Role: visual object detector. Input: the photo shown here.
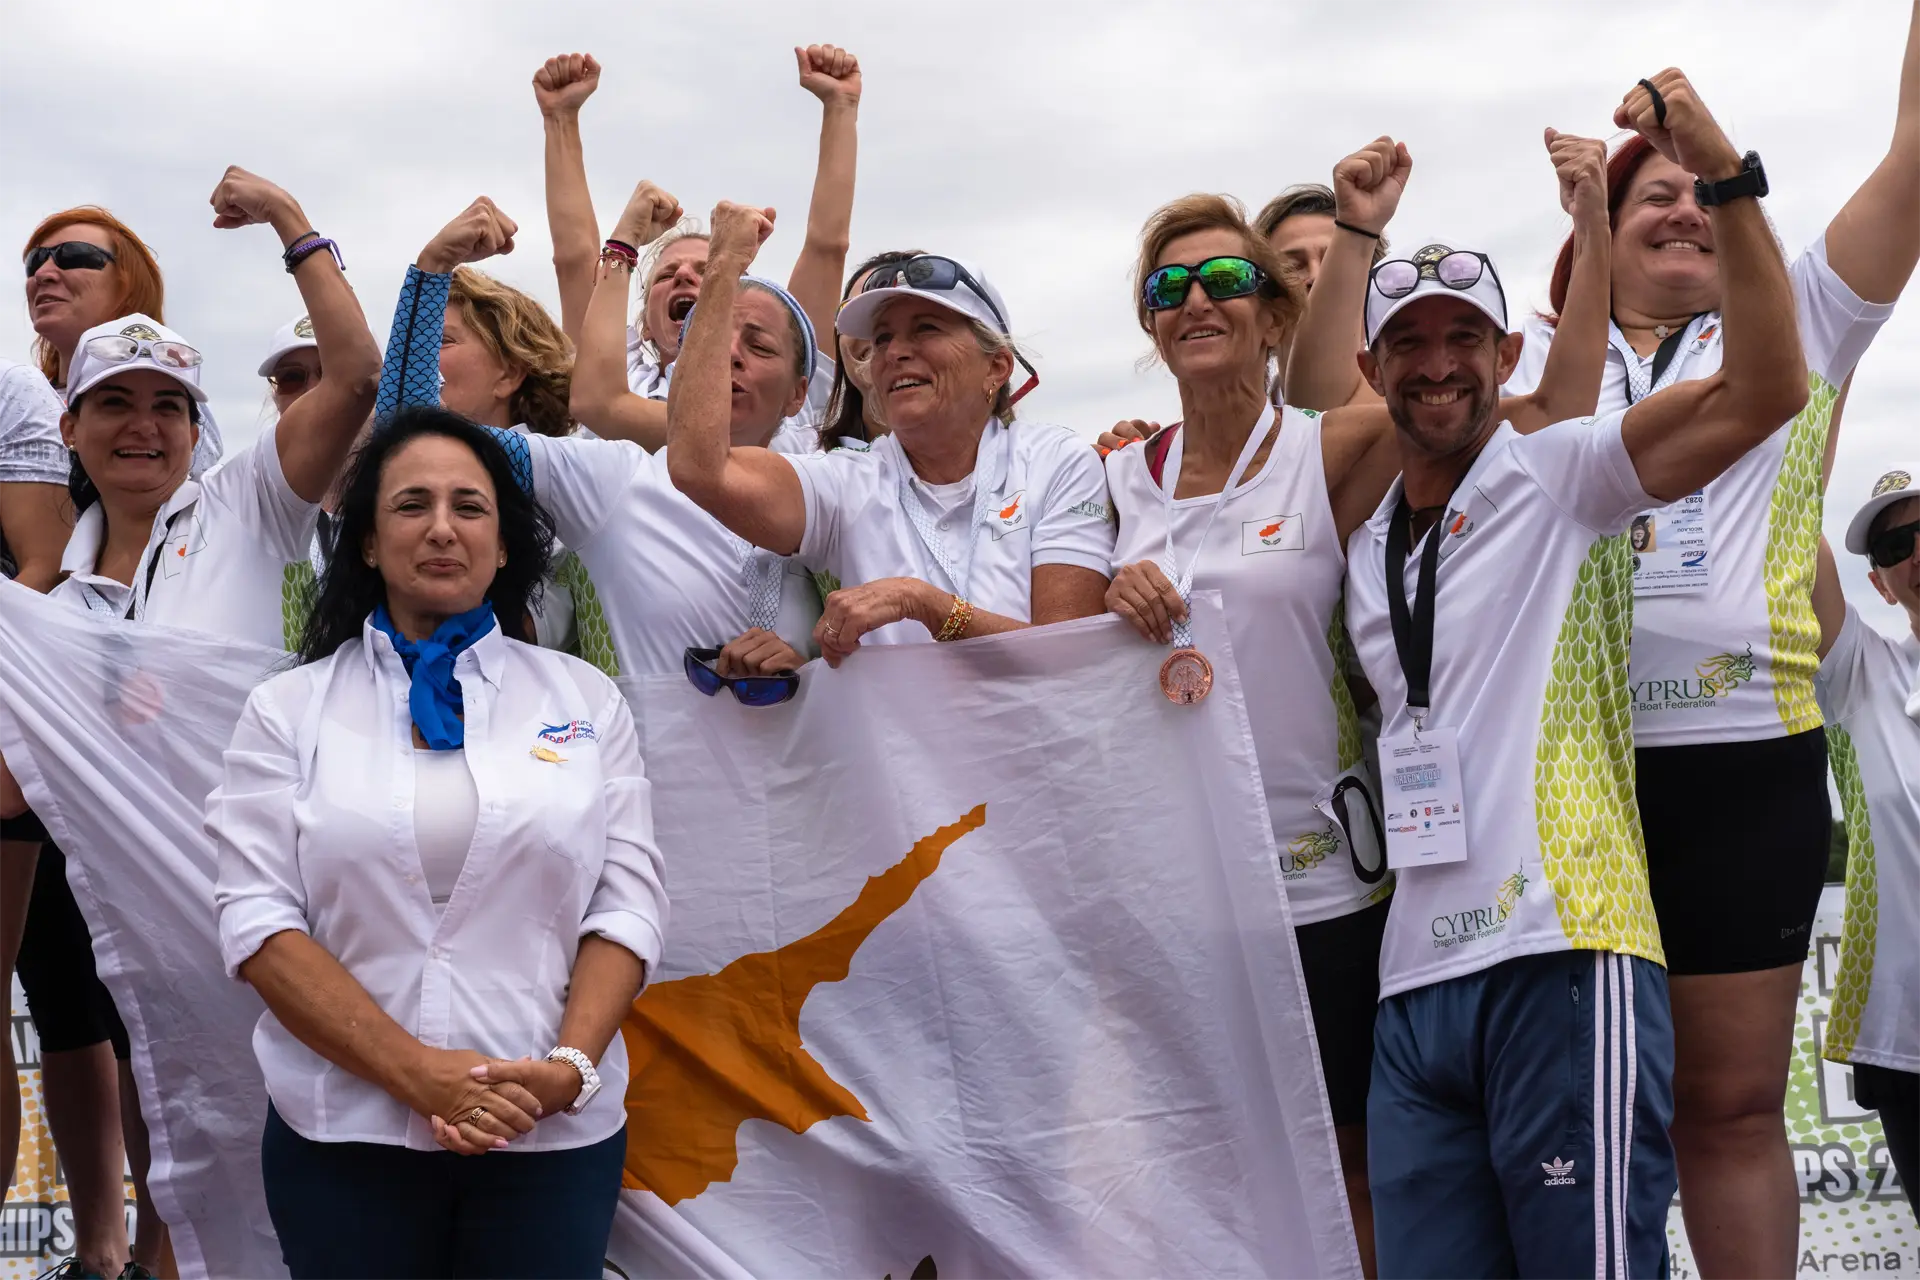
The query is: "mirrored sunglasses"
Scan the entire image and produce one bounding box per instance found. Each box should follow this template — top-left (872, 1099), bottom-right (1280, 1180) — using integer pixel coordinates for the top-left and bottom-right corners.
top-left (683, 647), bottom-right (799, 708)
top-left (1142, 257), bottom-right (1271, 312)
top-left (1371, 250), bottom-right (1492, 301)
top-left (81, 334), bottom-right (202, 371)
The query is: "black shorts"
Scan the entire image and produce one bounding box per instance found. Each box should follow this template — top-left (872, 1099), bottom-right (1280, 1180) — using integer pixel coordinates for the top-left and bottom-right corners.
top-left (1295, 896), bottom-right (1390, 1128)
top-left (0, 810), bottom-right (50, 842)
top-left (16, 842), bottom-right (129, 1059)
top-left (1636, 727), bottom-right (1830, 976)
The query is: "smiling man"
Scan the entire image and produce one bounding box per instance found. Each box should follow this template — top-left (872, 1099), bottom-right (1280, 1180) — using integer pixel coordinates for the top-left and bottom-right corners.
top-left (1341, 73), bottom-right (1815, 1279)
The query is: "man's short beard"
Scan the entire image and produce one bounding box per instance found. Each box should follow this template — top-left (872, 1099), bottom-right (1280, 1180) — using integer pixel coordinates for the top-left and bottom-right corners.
top-left (1386, 381), bottom-right (1500, 459)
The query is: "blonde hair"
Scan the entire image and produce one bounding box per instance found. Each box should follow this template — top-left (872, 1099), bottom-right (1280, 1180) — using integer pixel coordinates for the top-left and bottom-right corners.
top-left (449, 267), bottom-right (574, 437)
top-left (634, 219), bottom-right (709, 354)
top-left (1133, 193), bottom-right (1304, 356)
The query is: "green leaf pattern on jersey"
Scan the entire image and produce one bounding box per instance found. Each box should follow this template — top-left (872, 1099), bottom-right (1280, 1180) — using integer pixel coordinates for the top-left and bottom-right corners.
top-left (1327, 596), bottom-right (1363, 772)
top-left (554, 552), bottom-right (619, 677)
top-left (1821, 725), bottom-right (1877, 1063)
top-left (1534, 535), bottom-right (1663, 963)
top-left (281, 561), bottom-right (317, 653)
top-left (1763, 373), bottom-right (1836, 736)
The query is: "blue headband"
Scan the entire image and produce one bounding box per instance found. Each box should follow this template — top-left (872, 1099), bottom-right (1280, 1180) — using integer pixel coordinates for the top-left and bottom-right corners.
top-left (678, 275), bottom-right (818, 381)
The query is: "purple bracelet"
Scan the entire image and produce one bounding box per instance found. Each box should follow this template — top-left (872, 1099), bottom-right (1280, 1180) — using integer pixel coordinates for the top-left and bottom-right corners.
top-left (284, 235), bottom-right (344, 274)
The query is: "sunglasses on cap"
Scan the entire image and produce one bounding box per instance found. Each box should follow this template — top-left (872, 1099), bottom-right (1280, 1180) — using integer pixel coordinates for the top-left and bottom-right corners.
top-left (1868, 518), bottom-right (1920, 569)
top-left (25, 241), bottom-right (116, 277)
top-left (1142, 256), bottom-right (1276, 313)
top-left (1370, 250), bottom-right (1497, 301)
top-left (683, 647), bottom-right (799, 708)
top-left (860, 255), bottom-right (1040, 406)
top-left (81, 333), bottom-right (202, 371)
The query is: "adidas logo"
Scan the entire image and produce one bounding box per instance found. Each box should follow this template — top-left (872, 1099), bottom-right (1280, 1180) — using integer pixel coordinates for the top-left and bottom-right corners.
top-left (1541, 1157), bottom-right (1576, 1187)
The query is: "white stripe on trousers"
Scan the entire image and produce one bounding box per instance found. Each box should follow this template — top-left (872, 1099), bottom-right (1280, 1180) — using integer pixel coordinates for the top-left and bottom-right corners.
top-left (1593, 953), bottom-right (1607, 1279)
top-left (1590, 953), bottom-right (1641, 1280)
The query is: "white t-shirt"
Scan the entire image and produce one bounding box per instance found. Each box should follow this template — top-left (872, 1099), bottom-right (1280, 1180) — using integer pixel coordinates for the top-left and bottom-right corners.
top-left (1346, 414), bottom-right (1665, 999)
top-left (789, 419), bottom-right (1116, 645)
top-left (0, 358), bottom-right (68, 578)
top-left (1504, 238), bottom-right (1896, 747)
top-left (1107, 406), bottom-right (1388, 926)
top-left (626, 331), bottom-right (833, 456)
top-left (1814, 607), bottom-right (1920, 1073)
top-left (520, 432), bottom-right (820, 678)
top-left (50, 423), bottom-right (319, 649)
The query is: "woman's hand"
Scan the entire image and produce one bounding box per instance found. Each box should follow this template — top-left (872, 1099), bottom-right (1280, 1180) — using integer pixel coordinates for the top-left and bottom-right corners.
top-left (1547, 128), bottom-right (1608, 229)
top-left (1614, 68), bottom-right (1743, 183)
top-left (417, 198), bottom-right (518, 274)
top-left (1106, 560), bottom-right (1185, 645)
top-left (796, 43), bottom-right (861, 110)
top-left (208, 165), bottom-right (307, 244)
top-left (406, 1047), bottom-right (539, 1155)
top-left (716, 628), bottom-right (804, 677)
top-left (534, 52), bottom-right (600, 119)
top-left (468, 1057), bottom-right (585, 1122)
top-left (1096, 419), bottom-right (1156, 454)
top-left (708, 201), bottom-right (777, 274)
top-left (613, 180), bottom-right (684, 249)
top-left (1332, 136), bottom-right (1412, 238)
top-left (815, 577), bottom-right (944, 667)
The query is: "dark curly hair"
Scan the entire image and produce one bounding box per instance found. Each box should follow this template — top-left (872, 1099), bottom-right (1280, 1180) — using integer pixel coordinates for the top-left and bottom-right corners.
top-left (296, 407), bottom-right (555, 665)
top-left (820, 248), bottom-right (925, 451)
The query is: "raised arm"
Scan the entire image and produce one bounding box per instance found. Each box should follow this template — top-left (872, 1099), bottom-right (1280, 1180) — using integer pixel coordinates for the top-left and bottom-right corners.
top-left (785, 44), bottom-right (862, 353)
top-left (373, 198), bottom-right (518, 421)
top-left (664, 202), bottom-right (808, 555)
top-left (566, 181), bottom-right (681, 447)
top-left (1283, 137), bottom-right (1409, 410)
top-left (1615, 71), bottom-right (1809, 499)
top-left (1825, 0), bottom-right (1920, 303)
top-left (1506, 131), bottom-right (1611, 433)
top-left (534, 53), bottom-right (604, 343)
top-left (211, 167), bottom-right (381, 503)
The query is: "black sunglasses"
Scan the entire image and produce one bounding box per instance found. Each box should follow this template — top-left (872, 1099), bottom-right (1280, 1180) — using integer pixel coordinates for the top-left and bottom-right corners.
top-left (1327, 775), bottom-right (1387, 885)
top-left (860, 255), bottom-right (1040, 406)
top-left (26, 241), bottom-right (115, 277)
top-left (1868, 518), bottom-right (1920, 570)
top-left (268, 365), bottom-right (317, 393)
top-left (1371, 250), bottom-right (1500, 301)
top-left (683, 647), bottom-right (799, 708)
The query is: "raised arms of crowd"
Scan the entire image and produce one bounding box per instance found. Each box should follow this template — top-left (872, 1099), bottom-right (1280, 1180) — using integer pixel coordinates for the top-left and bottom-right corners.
top-left (1823, 0), bottom-right (1920, 305)
top-left (373, 199), bottom-right (520, 419)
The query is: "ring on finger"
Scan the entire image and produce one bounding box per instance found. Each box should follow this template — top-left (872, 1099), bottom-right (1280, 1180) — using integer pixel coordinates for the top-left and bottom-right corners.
top-left (467, 1107), bottom-right (487, 1125)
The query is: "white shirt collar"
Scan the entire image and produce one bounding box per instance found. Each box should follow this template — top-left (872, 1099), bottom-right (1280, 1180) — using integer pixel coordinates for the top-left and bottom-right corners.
top-left (359, 612), bottom-right (509, 693)
top-left (59, 481), bottom-right (203, 578)
top-left (1364, 422), bottom-right (1516, 540)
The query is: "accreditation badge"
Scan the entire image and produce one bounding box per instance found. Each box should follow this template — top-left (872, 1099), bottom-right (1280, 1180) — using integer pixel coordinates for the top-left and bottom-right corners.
top-left (1378, 726), bottom-right (1468, 869)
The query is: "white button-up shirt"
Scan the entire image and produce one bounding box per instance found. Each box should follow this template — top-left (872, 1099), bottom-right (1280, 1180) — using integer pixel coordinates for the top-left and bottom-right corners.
top-left (208, 620), bottom-right (668, 1151)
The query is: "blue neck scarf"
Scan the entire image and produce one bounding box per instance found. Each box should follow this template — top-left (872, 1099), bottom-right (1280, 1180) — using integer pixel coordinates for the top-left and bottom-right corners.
top-left (371, 602), bottom-right (497, 750)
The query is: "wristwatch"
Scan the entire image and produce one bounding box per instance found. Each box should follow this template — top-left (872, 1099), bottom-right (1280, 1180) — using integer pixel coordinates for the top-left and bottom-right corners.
top-left (545, 1045), bottom-right (602, 1115)
top-left (1694, 151), bottom-right (1769, 207)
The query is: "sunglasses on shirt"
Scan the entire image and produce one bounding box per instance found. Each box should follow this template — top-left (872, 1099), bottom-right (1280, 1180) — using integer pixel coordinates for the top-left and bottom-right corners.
top-left (26, 241), bottom-right (116, 277)
top-left (683, 647), bottom-right (799, 708)
top-left (1868, 518), bottom-right (1920, 569)
top-left (1370, 250), bottom-right (1496, 300)
top-left (1142, 256), bottom-right (1276, 312)
top-left (860, 255), bottom-right (1040, 406)
top-left (80, 333), bottom-right (202, 371)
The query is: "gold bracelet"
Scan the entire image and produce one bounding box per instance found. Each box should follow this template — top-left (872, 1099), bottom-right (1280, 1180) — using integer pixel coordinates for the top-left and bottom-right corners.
top-left (935, 595), bottom-right (973, 642)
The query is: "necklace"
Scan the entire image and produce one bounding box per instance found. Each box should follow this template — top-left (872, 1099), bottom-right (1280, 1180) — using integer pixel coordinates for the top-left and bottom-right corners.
top-left (1652, 323), bottom-right (1672, 339)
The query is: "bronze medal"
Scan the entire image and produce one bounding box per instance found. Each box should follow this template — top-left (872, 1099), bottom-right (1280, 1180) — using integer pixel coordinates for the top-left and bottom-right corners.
top-left (1158, 647), bottom-right (1214, 705)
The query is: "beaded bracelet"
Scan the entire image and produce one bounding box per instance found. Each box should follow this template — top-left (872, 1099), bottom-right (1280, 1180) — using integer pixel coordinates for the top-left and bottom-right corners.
top-left (599, 246), bottom-right (636, 272)
top-left (285, 235), bottom-right (344, 274)
top-left (935, 596), bottom-right (974, 643)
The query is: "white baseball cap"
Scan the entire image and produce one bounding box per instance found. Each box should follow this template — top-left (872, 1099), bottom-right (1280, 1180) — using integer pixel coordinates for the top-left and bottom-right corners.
top-left (257, 314), bottom-right (317, 376)
top-left (66, 314), bottom-right (207, 405)
top-left (835, 255), bottom-right (1012, 341)
top-left (1364, 242), bottom-right (1509, 347)
top-left (1844, 462), bottom-right (1920, 555)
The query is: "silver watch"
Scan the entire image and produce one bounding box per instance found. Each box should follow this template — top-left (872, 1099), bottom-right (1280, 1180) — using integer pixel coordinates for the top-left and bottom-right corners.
top-left (545, 1045), bottom-right (601, 1115)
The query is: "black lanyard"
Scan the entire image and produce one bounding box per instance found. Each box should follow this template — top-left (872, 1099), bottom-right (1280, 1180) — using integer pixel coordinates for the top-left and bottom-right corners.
top-left (119, 507), bottom-right (189, 621)
top-left (1619, 316), bottom-right (1703, 404)
top-left (1384, 498), bottom-right (1444, 728)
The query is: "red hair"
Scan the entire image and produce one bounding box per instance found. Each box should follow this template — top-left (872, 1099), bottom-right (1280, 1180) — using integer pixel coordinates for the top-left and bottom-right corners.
top-left (1544, 134), bottom-right (1659, 324)
top-left (22, 206), bottom-right (166, 383)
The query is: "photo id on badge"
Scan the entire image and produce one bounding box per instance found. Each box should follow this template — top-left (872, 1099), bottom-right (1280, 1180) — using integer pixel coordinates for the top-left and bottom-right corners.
top-left (1379, 726), bottom-right (1468, 869)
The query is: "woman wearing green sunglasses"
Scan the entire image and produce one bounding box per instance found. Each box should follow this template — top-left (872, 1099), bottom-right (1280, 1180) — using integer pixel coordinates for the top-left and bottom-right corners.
top-left (1102, 129), bottom-right (1612, 1278)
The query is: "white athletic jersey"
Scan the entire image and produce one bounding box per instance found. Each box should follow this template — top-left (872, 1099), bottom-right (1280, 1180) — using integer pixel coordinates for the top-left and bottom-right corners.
top-left (1346, 414), bottom-right (1665, 999)
top-left (1106, 405), bottom-right (1389, 925)
top-left (1815, 607), bottom-right (1920, 1073)
top-left (50, 423), bottom-right (318, 649)
top-left (625, 330), bottom-right (832, 455)
top-left (789, 419), bottom-right (1116, 646)
top-left (0, 358), bottom-right (67, 578)
top-left (520, 432), bottom-right (820, 678)
top-left (1505, 238), bottom-right (1896, 747)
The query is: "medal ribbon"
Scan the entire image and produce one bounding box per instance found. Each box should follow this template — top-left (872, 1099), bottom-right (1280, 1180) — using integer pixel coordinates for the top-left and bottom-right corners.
top-left (1384, 496), bottom-right (1445, 731)
top-left (1160, 406), bottom-right (1276, 650)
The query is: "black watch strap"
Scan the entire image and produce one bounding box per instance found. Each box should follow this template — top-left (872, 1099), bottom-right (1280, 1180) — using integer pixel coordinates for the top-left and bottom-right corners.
top-left (1694, 151), bottom-right (1768, 207)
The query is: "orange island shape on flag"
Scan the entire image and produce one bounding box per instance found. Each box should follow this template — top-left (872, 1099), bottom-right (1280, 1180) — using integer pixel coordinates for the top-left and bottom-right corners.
top-left (618, 803), bottom-right (988, 1205)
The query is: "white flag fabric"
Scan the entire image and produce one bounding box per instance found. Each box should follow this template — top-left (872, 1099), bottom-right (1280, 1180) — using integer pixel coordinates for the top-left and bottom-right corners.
top-left (0, 580), bottom-right (285, 1279)
top-left (608, 595), bottom-right (1358, 1279)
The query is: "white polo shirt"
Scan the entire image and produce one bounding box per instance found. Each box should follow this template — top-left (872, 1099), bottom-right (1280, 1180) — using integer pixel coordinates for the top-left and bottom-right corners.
top-left (1107, 406), bottom-right (1388, 926)
top-left (210, 621), bottom-right (667, 1151)
top-left (51, 423), bottom-right (319, 649)
top-left (1814, 606), bottom-right (1920, 1073)
top-left (519, 432), bottom-right (820, 678)
top-left (626, 332), bottom-right (833, 456)
top-left (789, 419), bottom-right (1116, 645)
top-left (1346, 413), bottom-right (1665, 999)
top-left (1505, 238), bottom-right (1896, 747)
top-left (0, 358), bottom-right (68, 578)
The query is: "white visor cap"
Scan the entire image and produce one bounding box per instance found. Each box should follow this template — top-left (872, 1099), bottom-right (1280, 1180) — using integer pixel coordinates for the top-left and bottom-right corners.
top-left (66, 314), bottom-right (207, 405)
top-left (835, 256), bottom-right (1011, 342)
top-left (1844, 462), bottom-right (1920, 555)
top-left (258, 314), bottom-right (317, 376)
top-left (1365, 242), bottom-right (1509, 348)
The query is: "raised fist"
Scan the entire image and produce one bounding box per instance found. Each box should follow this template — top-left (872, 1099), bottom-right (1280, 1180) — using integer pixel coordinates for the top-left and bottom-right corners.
top-left (534, 53), bottom-right (600, 118)
top-left (708, 201), bottom-right (776, 268)
top-left (796, 43), bottom-right (861, 108)
top-left (209, 165), bottom-right (297, 231)
top-left (1613, 69), bottom-right (1743, 184)
top-left (614, 180), bottom-right (684, 247)
top-left (418, 198), bottom-right (518, 274)
top-left (1545, 128), bottom-right (1608, 226)
top-left (1331, 137), bottom-right (1412, 238)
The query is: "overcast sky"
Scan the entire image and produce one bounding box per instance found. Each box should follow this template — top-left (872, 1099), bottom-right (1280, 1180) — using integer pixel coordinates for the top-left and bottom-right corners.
top-left (3, 0), bottom-right (1913, 635)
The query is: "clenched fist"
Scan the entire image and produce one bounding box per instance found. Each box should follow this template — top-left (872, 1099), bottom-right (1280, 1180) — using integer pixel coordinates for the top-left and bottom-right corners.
top-left (534, 52), bottom-right (601, 118)
top-left (796, 43), bottom-right (861, 109)
top-left (1614, 69), bottom-right (1743, 184)
top-left (1332, 137), bottom-right (1412, 238)
top-left (417, 198), bottom-right (518, 274)
top-left (707, 201), bottom-right (777, 269)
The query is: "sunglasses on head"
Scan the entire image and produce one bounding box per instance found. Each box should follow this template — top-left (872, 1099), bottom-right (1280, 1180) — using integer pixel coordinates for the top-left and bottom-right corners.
top-left (81, 333), bottom-right (201, 371)
top-left (683, 647), bottom-right (799, 708)
top-left (1142, 256), bottom-right (1275, 312)
top-left (1371, 251), bottom-right (1497, 301)
top-left (860, 255), bottom-right (1040, 406)
top-left (26, 241), bottom-right (116, 277)
top-left (1868, 518), bottom-right (1920, 569)
top-left (268, 364), bottom-right (317, 393)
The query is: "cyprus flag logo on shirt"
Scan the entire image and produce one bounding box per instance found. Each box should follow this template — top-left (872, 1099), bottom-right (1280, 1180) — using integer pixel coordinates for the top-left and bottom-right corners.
top-left (1241, 514), bottom-right (1304, 555)
top-left (990, 490), bottom-right (1027, 539)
